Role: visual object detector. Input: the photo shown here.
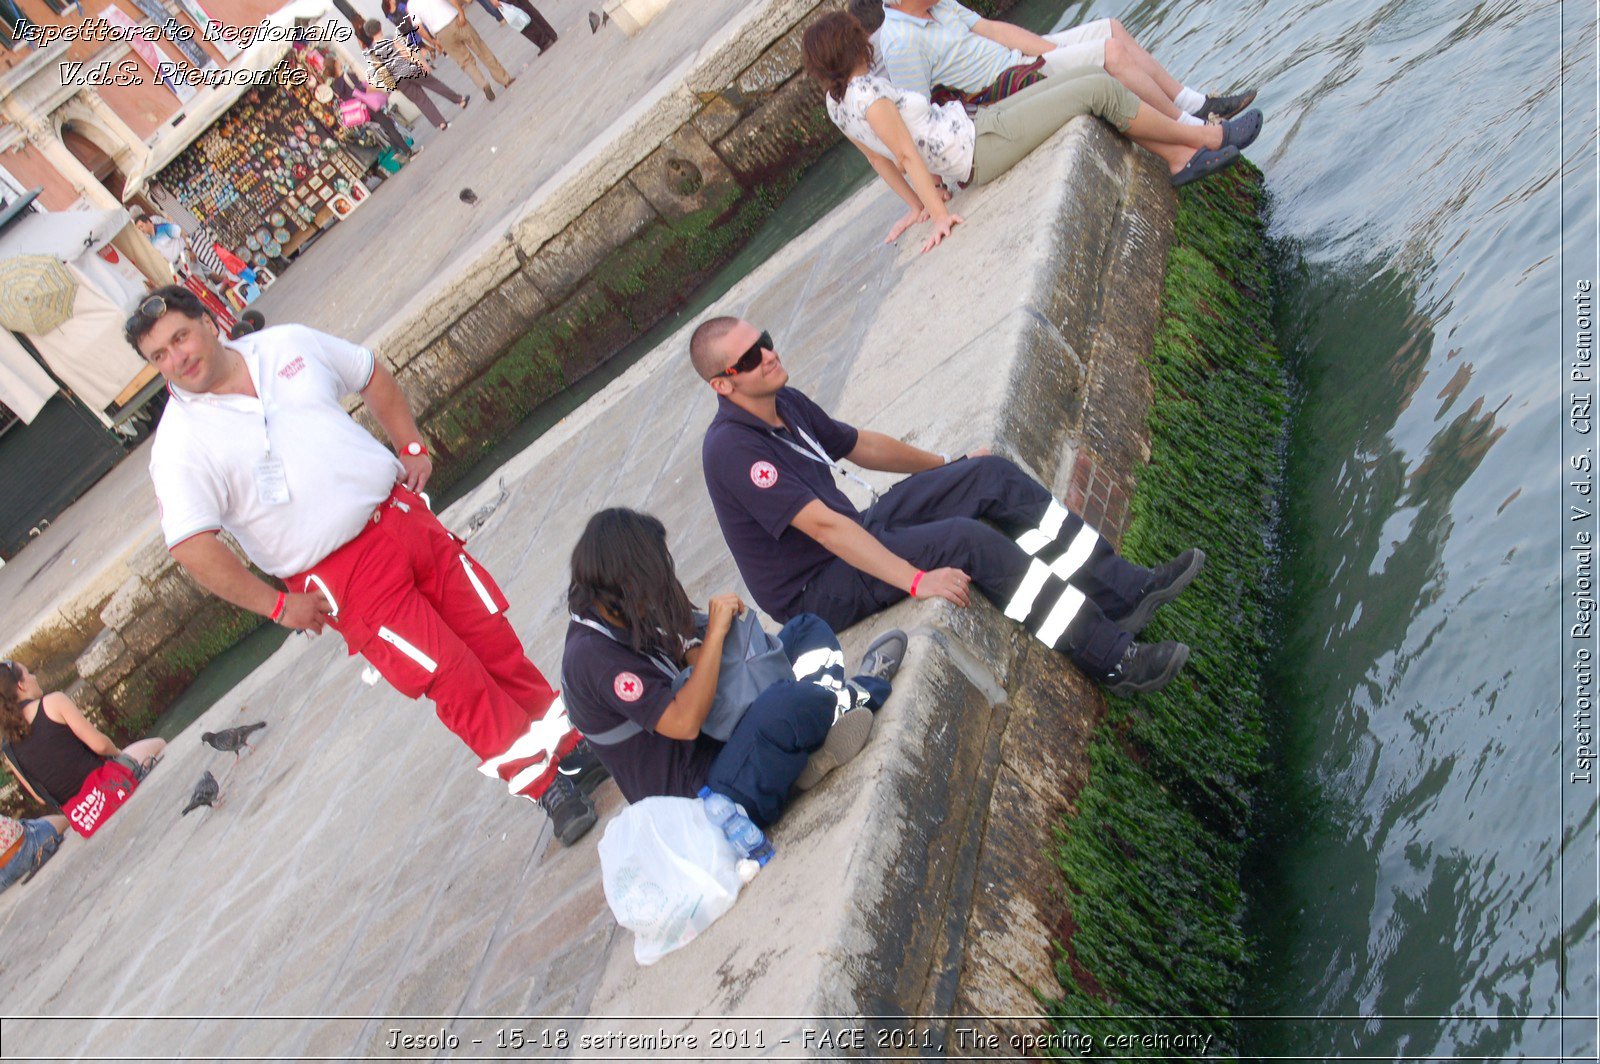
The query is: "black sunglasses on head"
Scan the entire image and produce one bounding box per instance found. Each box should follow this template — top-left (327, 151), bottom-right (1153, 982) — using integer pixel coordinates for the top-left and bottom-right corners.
top-left (721, 330), bottom-right (774, 376)
top-left (125, 294), bottom-right (170, 336)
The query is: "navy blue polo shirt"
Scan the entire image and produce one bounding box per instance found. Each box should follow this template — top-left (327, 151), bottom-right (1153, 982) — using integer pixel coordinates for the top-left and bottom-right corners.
top-left (701, 387), bottom-right (861, 619)
top-left (561, 615), bottom-right (719, 804)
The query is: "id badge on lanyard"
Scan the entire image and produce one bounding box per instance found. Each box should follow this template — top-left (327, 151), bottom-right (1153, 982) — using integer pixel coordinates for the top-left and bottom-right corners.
top-left (254, 411), bottom-right (290, 505)
top-left (782, 426), bottom-right (879, 504)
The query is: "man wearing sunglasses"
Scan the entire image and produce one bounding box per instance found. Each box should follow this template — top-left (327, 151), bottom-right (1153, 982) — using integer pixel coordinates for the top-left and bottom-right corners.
top-left (691, 317), bottom-right (1203, 697)
top-left (128, 286), bottom-right (606, 844)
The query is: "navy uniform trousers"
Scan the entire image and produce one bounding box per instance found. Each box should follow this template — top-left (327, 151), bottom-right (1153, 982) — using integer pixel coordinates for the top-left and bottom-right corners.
top-left (792, 455), bottom-right (1150, 679)
top-left (706, 614), bottom-right (889, 827)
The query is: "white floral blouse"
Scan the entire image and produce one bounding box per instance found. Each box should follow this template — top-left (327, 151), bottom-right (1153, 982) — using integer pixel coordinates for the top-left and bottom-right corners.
top-left (825, 73), bottom-right (976, 186)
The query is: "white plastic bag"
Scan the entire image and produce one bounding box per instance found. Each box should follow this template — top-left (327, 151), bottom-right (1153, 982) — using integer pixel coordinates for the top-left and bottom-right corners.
top-left (500, 3), bottom-right (531, 31)
top-left (598, 796), bottom-right (745, 965)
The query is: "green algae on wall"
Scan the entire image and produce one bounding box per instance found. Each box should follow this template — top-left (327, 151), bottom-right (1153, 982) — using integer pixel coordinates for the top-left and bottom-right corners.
top-left (1047, 164), bottom-right (1284, 1058)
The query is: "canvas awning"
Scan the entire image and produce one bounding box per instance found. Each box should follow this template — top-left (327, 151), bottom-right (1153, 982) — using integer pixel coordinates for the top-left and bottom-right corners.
top-left (0, 328), bottom-right (58, 424)
top-left (0, 207), bottom-right (130, 263)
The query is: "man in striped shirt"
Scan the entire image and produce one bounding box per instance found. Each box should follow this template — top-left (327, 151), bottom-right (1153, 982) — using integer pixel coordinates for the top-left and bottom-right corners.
top-left (869, 0), bottom-right (1254, 124)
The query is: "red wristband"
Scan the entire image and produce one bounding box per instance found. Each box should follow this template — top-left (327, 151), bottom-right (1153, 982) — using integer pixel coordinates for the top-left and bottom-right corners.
top-left (909, 570), bottom-right (925, 597)
top-left (269, 591), bottom-right (286, 622)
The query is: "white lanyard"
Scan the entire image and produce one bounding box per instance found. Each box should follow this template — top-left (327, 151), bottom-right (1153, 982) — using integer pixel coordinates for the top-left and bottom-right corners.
top-left (776, 424), bottom-right (879, 504)
top-left (570, 613), bottom-right (680, 679)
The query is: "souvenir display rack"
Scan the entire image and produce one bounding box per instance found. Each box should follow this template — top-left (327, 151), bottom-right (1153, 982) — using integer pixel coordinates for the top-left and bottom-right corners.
top-left (158, 54), bottom-right (371, 269)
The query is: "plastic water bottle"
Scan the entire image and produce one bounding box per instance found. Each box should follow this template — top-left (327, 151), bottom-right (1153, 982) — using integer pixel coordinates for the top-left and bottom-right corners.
top-left (698, 786), bottom-right (775, 866)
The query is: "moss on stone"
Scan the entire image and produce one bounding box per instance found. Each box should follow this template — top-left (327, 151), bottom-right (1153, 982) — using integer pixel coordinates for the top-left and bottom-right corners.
top-left (1047, 163), bottom-right (1284, 1057)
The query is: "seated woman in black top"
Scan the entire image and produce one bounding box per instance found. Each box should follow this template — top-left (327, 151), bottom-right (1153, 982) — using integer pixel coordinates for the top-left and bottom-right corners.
top-left (1, 660), bottom-right (165, 813)
top-left (561, 509), bottom-right (905, 827)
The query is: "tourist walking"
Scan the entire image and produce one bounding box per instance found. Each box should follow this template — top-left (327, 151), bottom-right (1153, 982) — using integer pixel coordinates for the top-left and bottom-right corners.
top-left (690, 318), bottom-right (1207, 698)
top-left (364, 19), bottom-right (470, 131)
top-left (128, 286), bottom-right (603, 843)
top-left (327, 53), bottom-right (413, 156)
top-left (406, 0), bottom-right (515, 101)
top-left (499, 0), bottom-right (557, 52)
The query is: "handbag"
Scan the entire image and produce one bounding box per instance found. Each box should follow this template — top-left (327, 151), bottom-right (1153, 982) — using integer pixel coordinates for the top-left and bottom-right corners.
top-left (500, 3), bottom-right (531, 31)
top-left (354, 84), bottom-right (390, 111)
top-left (338, 98), bottom-right (371, 127)
top-left (571, 609), bottom-right (795, 745)
top-left (676, 610), bottom-right (792, 741)
top-left (61, 760), bottom-right (138, 838)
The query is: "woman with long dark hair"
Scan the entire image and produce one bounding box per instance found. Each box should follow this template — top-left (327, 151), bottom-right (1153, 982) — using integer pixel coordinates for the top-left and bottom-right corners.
top-left (0, 660), bottom-right (165, 830)
top-left (561, 509), bottom-right (906, 827)
top-left (802, 11), bottom-right (1256, 252)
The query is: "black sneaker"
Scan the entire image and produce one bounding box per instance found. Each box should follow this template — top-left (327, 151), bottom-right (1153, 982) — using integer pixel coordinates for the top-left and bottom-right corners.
top-left (1104, 641), bottom-right (1190, 698)
top-left (538, 774), bottom-right (597, 845)
top-left (1191, 88), bottom-right (1257, 121)
top-left (1116, 548), bottom-right (1206, 636)
top-left (857, 629), bottom-right (908, 682)
top-left (557, 739), bottom-right (611, 796)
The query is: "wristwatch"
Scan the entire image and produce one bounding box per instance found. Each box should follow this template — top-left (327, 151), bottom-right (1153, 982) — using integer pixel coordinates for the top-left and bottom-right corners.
top-left (403, 441), bottom-right (428, 457)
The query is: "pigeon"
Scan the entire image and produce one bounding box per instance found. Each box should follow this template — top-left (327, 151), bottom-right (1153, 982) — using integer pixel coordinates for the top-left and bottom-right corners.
top-left (462, 477), bottom-right (510, 536)
top-left (201, 721), bottom-right (266, 758)
top-left (183, 771), bottom-right (219, 815)
top-left (588, 9), bottom-right (609, 32)
top-left (459, 187), bottom-right (478, 205)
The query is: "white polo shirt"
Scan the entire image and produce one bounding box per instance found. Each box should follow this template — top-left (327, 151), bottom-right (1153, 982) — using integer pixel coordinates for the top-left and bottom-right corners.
top-left (405, 0), bottom-right (462, 35)
top-left (149, 324), bottom-right (403, 578)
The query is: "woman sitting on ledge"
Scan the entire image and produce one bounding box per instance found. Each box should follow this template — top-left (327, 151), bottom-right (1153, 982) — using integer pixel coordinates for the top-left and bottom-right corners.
top-left (0, 660), bottom-right (165, 832)
top-left (560, 509), bottom-right (905, 827)
top-left (801, 11), bottom-right (1259, 253)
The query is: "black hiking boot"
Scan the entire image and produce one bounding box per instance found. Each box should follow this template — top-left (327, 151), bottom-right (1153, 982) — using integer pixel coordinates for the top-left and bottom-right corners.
top-left (538, 774), bottom-right (597, 845)
top-left (1103, 641), bottom-right (1190, 698)
top-left (557, 739), bottom-right (611, 796)
top-left (1116, 548), bottom-right (1206, 636)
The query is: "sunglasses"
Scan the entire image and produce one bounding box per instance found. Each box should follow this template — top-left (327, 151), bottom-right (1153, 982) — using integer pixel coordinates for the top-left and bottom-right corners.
top-left (720, 331), bottom-right (774, 377)
top-left (125, 294), bottom-right (170, 336)
top-left (1, 660), bottom-right (18, 683)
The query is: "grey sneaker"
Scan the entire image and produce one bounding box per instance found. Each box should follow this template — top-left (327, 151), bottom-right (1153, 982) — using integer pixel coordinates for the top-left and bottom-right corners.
top-left (795, 707), bottom-right (875, 791)
top-left (1104, 641), bottom-right (1190, 698)
top-left (857, 629), bottom-right (908, 682)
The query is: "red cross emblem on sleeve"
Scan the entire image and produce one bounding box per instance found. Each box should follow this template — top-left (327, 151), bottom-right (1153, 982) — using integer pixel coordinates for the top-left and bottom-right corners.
top-left (750, 461), bottom-right (778, 488)
top-left (614, 672), bottom-right (643, 702)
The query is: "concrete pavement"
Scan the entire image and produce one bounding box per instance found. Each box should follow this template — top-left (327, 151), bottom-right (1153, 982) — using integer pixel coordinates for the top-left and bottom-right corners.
top-left (0, 109), bottom-right (1179, 1057)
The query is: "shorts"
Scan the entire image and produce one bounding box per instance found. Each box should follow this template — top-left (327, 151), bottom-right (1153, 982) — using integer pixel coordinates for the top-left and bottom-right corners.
top-left (1041, 18), bottom-right (1114, 71)
top-left (0, 819), bottom-right (63, 894)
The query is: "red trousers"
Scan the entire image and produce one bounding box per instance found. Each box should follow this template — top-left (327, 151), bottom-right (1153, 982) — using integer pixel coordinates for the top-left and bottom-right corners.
top-left (289, 486), bottom-right (579, 800)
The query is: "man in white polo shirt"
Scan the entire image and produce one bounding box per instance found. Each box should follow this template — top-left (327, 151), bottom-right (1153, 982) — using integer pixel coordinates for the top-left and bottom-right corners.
top-left (130, 285), bottom-right (604, 844)
top-left (871, 0), bottom-right (1255, 123)
top-left (407, 0), bottom-right (515, 101)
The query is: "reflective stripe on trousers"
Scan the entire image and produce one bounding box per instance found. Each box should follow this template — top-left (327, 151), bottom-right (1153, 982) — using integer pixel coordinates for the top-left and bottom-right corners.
top-left (1003, 501), bottom-right (1101, 650)
top-left (478, 694), bottom-right (575, 796)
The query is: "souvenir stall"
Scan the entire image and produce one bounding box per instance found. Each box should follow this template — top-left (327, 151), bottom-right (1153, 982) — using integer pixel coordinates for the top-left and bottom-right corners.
top-left (153, 52), bottom-right (375, 275)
